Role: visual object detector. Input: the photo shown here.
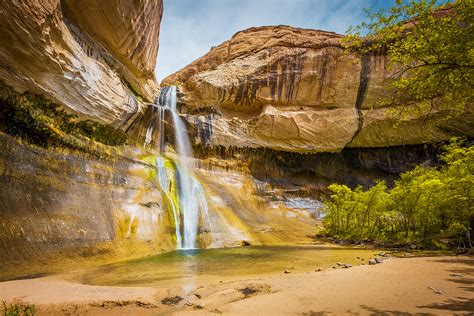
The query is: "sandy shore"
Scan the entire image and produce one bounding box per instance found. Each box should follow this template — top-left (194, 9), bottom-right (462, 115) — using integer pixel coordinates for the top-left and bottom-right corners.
top-left (0, 256), bottom-right (472, 315)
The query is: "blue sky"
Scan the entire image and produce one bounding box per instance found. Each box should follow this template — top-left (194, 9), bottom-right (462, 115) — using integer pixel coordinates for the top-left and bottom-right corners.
top-left (155, 0), bottom-right (396, 83)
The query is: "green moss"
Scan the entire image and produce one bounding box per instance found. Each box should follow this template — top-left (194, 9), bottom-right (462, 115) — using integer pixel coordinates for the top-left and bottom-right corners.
top-left (73, 120), bottom-right (127, 146)
top-left (165, 164), bottom-right (180, 244)
top-left (0, 82), bottom-right (128, 152)
top-left (144, 156), bottom-right (183, 246)
top-left (142, 155), bottom-right (157, 180)
top-left (116, 217), bottom-right (131, 239)
top-left (129, 217), bottom-right (139, 237)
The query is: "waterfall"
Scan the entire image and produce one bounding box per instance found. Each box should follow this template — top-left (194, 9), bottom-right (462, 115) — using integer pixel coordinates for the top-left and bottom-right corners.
top-left (158, 105), bottom-right (165, 152)
top-left (157, 86), bottom-right (210, 249)
top-left (167, 86), bottom-right (192, 161)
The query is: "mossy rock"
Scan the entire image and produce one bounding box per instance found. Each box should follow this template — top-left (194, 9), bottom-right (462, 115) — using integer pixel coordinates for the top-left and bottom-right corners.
top-left (0, 81), bottom-right (128, 153)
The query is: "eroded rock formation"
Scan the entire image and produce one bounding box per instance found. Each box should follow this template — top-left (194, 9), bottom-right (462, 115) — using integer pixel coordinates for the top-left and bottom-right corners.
top-left (0, 0), bottom-right (162, 126)
top-left (163, 25), bottom-right (473, 153)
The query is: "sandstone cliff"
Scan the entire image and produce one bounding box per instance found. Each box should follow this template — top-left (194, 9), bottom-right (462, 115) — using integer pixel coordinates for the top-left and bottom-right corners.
top-left (0, 0), bottom-right (162, 127)
top-left (163, 25), bottom-right (473, 153)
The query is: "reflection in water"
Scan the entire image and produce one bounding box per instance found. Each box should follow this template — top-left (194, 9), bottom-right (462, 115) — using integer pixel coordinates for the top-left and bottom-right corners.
top-left (81, 245), bottom-right (378, 288)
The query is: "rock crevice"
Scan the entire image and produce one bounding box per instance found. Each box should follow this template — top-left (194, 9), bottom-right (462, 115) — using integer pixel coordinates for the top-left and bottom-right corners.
top-left (345, 54), bottom-right (371, 148)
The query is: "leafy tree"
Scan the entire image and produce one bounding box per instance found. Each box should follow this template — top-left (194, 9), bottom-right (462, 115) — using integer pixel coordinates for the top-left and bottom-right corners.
top-left (343, 0), bottom-right (474, 118)
top-left (322, 139), bottom-right (474, 249)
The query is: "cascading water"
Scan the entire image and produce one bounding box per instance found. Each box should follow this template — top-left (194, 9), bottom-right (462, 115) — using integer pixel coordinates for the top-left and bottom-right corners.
top-left (158, 105), bottom-right (165, 152)
top-left (156, 86), bottom-right (210, 249)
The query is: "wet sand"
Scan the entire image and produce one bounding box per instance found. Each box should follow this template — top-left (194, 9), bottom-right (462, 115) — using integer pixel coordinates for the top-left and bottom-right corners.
top-left (0, 256), bottom-right (472, 315)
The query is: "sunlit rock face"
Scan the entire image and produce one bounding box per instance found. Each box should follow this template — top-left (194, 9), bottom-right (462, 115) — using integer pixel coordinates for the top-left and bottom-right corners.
top-left (0, 132), bottom-right (319, 280)
top-left (0, 133), bottom-right (177, 279)
top-left (0, 0), bottom-right (162, 126)
top-left (163, 25), bottom-right (474, 152)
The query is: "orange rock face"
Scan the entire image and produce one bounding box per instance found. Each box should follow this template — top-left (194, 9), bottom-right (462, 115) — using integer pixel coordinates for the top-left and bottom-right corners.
top-left (62, 0), bottom-right (162, 101)
top-left (163, 25), bottom-right (473, 153)
top-left (164, 26), bottom-right (355, 113)
top-left (0, 0), bottom-right (162, 126)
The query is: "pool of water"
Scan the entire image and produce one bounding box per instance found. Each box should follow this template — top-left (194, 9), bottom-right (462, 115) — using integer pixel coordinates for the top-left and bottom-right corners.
top-left (79, 244), bottom-right (380, 288)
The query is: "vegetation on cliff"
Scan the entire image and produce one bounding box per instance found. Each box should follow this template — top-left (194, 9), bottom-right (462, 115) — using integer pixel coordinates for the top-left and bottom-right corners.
top-left (343, 0), bottom-right (473, 117)
top-left (2, 301), bottom-right (35, 316)
top-left (322, 139), bottom-right (473, 249)
top-left (0, 82), bottom-right (128, 153)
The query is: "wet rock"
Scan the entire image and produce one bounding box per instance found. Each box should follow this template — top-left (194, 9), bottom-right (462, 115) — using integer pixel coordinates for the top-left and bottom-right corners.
top-left (337, 262), bottom-right (352, 268)
top-left (96, 300), bottom-right (157, 309)
top-left (161, 296), bottom-right (183, 306)
top-left (140, 202), bottom-right (161, 208)
top-left (239, 287), bottom-right (259, 297)
top-left (368, 259), bottom-right (377, 265)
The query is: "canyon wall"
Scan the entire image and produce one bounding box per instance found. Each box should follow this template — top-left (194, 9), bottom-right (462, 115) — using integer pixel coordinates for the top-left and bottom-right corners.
top-left (0, 132), bottom-right (172, 280)
top-left (0, 4), bottom-right (319, 277)
top-left (0, 132), bottom-right (318, 280)
top-left (163, 25), bottom-right (474, 153)
top-left (0, 0), bottom-right (165, 278)
top-left (0, 0), bottom-right (162, 127)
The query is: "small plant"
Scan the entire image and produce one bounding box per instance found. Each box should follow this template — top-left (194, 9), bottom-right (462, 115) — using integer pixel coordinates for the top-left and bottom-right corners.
top-left (2, 300), bottom-right (36, 316)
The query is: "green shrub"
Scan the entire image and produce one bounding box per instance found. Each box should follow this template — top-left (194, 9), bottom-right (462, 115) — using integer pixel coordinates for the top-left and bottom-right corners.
top-left (322, 139), bottom-right (473, 248)
top-left (2, 301), bottom-right (35, 316)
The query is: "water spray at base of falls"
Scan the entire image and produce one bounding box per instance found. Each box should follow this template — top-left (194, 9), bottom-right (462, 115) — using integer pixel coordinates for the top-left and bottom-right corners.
top-left (156, 86), bottom-right (210, 249)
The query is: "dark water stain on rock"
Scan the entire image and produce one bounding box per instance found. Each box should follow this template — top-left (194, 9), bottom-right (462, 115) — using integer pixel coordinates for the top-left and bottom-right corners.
top-left (161, 295), bottom-right (183, 306)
